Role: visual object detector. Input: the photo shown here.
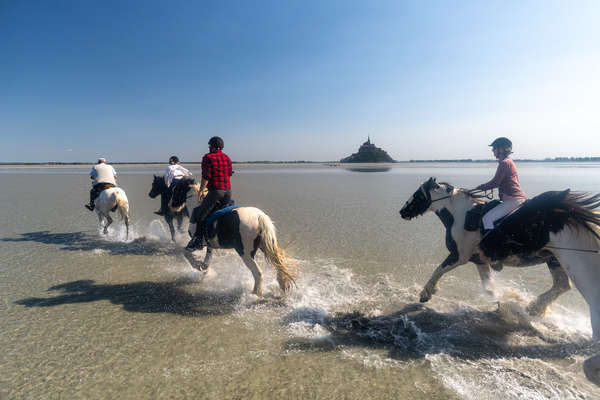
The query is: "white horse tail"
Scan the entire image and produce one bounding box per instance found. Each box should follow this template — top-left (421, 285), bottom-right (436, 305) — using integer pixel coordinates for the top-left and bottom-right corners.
top-left (257, 213), bottom-right (298, 292)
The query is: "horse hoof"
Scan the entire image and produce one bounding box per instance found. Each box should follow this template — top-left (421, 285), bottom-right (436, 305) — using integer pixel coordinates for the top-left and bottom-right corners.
top-left (584, 355), bottom-right (600, 386)
top-left (419, 294), bottom-right (430, 303)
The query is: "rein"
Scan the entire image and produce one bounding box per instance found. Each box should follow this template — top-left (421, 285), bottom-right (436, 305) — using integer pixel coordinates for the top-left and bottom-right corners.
top-left (430, 194), bottom-right (453, 203)
top-left (544, 245), bottom-right (600, 254)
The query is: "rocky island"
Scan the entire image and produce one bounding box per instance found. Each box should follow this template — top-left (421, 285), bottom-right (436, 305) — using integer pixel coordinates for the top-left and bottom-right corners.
top-left (340, 137), bottom-right (395, 163)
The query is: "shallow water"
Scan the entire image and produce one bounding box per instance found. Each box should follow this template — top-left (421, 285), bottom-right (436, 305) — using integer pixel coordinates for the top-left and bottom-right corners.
top-left (1, 162), bottom-right (600, 399)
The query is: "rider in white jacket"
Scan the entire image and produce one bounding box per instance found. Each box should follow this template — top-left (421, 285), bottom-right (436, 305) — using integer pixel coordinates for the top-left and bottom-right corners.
top-left (156, 156), bottom-right (192, 215)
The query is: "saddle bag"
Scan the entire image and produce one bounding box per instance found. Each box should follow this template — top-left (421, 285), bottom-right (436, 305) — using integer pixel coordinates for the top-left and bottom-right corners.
top-left (464, 200), bottom-right (501, 231)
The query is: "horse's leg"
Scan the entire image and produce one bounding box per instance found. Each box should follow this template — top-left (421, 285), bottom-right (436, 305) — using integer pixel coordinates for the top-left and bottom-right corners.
top-left (103, 215), bottom-right (113, 235)
top-left (420, 254), bottom-right (466, 302)
top-left (124, 216), bottom-right (129, 240)
top-left (165, 214), bottom-right (176, 241)
top-left (182, 247), bottom-right (212, 272)
top-left (584, 354), bottom-right (600, 386)
top-left (526, 258), bottom-right (571, 316)
top-left (199, 247), bottom-right (213, 271)
top-left (96, 211), bottom-right (103, 230)
top-left (240, 252), bottom-right (263, 296)
top-left (475, 263), bottom-right (495, 296)
top-left (176, 213), bottom-right (184, 233)
top-left (584, 304), bottom-right (600, 386)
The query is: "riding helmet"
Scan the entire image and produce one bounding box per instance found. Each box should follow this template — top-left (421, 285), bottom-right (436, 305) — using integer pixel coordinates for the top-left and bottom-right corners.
top-left (169, 156), bottom-right (179, 164)
top-left (489, 137), bottom-right (512, 149)
top-left (208, 136), bottom-right (224, 150)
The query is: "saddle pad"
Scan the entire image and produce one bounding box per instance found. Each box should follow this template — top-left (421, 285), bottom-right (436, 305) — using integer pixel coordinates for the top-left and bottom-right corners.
top-left (464, 200), bottom-right (501, 231)
top-left (205, 205), bottom-right (240, 227)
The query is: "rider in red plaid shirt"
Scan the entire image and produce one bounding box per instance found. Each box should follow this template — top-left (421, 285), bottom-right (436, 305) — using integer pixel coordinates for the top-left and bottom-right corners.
top-left (186, 136), bottom-right (233, 250)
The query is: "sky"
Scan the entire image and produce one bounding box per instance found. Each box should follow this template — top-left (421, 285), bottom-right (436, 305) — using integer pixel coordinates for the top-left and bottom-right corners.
top-left (1, 0), bottom-right (599, 162)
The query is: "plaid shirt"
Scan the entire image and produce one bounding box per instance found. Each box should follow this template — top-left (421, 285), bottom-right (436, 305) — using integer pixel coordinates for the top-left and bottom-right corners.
top-left (202, 150), bottom-right (233, 190)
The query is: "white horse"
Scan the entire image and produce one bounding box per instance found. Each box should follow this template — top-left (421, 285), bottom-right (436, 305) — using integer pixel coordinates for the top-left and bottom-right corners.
top-left (94, 187), bottom-right (130, 239)
top-left (173, 180), bottom-right (298, 296)
top-left (400, 177), bottom-right (600, 385)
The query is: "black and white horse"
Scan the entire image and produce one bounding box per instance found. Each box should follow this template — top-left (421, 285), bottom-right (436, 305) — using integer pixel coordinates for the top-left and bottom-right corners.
top-left (400, 177), bottom-right (600, 384)
top-left (172, 179), bottom-right (298, 296)
top-left (94, 187), bottom-right (130, 239)
top-left (148, 175), bottom-right (192, 241)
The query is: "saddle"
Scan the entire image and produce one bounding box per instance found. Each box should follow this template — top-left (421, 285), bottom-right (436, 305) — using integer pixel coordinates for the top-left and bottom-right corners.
top-left (470, 190), bottom-right (571, 261)
top-left (190, 196), bottom-right (237, 240)
top-left (464, 200), bottom-right (501, 232)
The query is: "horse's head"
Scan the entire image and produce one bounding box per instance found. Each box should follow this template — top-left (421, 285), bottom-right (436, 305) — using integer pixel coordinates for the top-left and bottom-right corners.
top-left (400, 177), bottom-right (455, 220)
top-left (170, 177), bottom-right (196, 211)
top-left (149, 175), bottom-right (166, 198)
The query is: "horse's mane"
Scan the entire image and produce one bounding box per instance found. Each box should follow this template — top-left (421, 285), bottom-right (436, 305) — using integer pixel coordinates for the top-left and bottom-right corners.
top-left (438, 182), bottom-right (487, 205)
top-left (562, 191), bottom-right (600, 239)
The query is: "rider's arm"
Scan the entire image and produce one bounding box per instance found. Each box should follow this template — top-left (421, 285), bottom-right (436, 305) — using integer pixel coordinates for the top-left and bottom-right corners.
top-left (198, 177), bottom-right (208, 202)
top-left (476, 161), bottom-right (507, 191)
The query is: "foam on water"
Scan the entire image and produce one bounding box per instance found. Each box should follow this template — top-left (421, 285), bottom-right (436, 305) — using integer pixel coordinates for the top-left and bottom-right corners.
top-left (85, 228), bottom-right (600, 399)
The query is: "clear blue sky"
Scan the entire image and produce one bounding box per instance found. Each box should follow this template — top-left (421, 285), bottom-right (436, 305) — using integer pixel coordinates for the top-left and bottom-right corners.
top-left (1, 0), bottom-right (599, 162)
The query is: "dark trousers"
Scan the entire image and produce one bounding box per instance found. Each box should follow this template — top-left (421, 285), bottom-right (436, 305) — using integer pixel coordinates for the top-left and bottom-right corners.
top-left (89, 183), bottom-right (114, 205)
top-left (191, 190), bottom-right (231, 238)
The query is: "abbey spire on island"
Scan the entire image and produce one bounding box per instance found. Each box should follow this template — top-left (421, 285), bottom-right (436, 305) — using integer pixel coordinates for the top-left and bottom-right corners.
top-left (340, 136), bottom-right (396, 163)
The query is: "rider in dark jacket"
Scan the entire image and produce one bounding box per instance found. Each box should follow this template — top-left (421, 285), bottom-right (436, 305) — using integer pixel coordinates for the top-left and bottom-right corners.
top-left (186, 137), bottom-right (233, 250)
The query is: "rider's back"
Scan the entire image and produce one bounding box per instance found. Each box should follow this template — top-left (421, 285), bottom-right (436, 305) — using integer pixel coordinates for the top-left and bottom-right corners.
top-left (92, 163), bottom-right (117, 186)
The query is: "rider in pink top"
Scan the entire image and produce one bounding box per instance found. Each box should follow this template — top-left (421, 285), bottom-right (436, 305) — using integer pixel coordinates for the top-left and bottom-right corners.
top-left (475, 137), bottom-right (527, 232)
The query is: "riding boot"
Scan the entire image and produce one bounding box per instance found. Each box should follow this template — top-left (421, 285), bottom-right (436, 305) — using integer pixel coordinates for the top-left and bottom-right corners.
top-left (85, 198), bottom-right (95, 211)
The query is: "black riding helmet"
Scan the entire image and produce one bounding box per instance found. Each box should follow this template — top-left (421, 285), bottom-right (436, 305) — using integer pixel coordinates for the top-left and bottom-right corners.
top-left (208, 136), bottom-right (224, 150)
top-left (489, 137), bottom-right (512, 149)
top-left (169, 155), bottom-right (179, 164)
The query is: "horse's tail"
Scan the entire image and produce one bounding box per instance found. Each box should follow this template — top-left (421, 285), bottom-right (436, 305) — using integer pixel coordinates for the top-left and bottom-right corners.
top-left (257, 213), bottom-right (298, 292)
top-left (115, 190), bottom-right (130, 220)
top-left (114, 189), bottom-right (130, 238)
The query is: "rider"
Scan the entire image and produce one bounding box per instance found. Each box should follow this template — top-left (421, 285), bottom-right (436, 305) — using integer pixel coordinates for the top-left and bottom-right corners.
top-left (155, 155), bottom-right (193, 216)
top-left (85, 158), bottom-right (117, 211)
top-left (186, 136), bottom-right (233, 250)
top-left (475, 137), bottom-right (527, 236)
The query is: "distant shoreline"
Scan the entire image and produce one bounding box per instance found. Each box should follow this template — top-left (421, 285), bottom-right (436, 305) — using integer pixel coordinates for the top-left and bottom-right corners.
top-left (1, 157), bottom-right (600, 166)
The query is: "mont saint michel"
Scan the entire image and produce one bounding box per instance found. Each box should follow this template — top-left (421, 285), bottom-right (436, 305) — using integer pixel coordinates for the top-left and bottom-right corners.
top-left (340, 137), bottom-right (396, 163)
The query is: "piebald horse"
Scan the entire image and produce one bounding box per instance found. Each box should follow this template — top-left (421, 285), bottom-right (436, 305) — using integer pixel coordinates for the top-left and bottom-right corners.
top-left (172, 179), bottom-right (298, 296)
top-left (148, 175), bottom-right (191, 241)
top-left (94, 187), bottom-right (130, 239)
top-left (400, 177), bottom-right (600, 385)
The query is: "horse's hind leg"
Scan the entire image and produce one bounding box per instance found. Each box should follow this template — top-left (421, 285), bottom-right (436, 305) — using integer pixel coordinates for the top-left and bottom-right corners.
top-left (165, 215), bottom-right (176, 241)
top-left (240, 253), bottom-right (263, 296)
top-left (103, 215), bottom-right (113, 234)
top-left (124, 216), bottom-right (129, 240)
top-left (176, 213), bottom-right (184, 234)
top-left (526, 258), bottom-right (571, 316)
top-left (475, 263), bottom-right (495, 296)
top-left (584, 354), bottom-right (600, 386)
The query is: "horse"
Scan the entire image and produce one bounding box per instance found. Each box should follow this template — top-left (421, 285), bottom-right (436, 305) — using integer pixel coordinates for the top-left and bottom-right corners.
top-left (94, 187), bottom-right (130, 239)
top-left (400, 177), bottom-right (600, 385)
top-left (171, 179), bottom-right (298, 296)
top-left (148, 175), bottom-right (193, 241)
